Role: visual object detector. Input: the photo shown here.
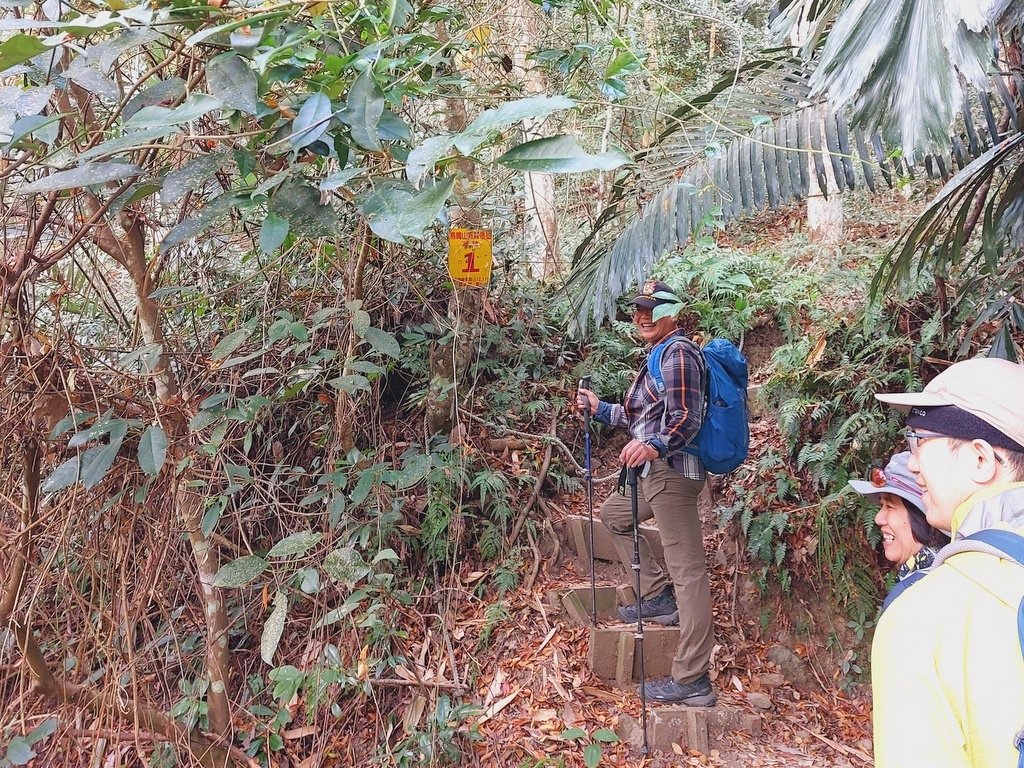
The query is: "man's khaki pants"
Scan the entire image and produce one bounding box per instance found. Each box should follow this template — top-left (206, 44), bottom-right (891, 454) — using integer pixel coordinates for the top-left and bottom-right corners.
top-left (599, 458), bottom-right (715, 685)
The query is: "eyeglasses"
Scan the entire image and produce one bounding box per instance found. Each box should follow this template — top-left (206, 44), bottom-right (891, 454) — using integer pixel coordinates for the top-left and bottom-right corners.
top-left (904, 429), bottom-right (946, 455)
top-left (904, 428), bottom-right (1009, 466)
top-left (868, 465), bottom-right (922, 497)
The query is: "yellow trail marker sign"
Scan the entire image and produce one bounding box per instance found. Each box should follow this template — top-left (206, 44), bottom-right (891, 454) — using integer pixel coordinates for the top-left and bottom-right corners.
top-left (448, 229), bottom-right (492, 287)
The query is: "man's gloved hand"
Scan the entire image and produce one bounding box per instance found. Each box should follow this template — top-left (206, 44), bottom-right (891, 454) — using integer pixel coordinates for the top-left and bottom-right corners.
top-left (620, 439), bottom-right (658, 468)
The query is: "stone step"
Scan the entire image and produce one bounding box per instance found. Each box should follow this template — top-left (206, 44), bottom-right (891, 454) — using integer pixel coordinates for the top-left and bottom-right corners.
top-left (617, 704), bottom-right (761, 754)
top-left (589, 624), bottom-right (679, 686)
top-left (545, 584), bottom-right (622, 623)
top-left (563, 514), bottom-right (665, 567)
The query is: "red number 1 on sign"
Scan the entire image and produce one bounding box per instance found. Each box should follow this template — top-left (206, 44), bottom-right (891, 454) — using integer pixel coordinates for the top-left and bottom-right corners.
top-left (464, 251), bottom-right (480, 273)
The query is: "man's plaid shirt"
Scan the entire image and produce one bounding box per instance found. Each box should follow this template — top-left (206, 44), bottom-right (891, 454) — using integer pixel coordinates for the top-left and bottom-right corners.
top-left (593, 331), bottom-right (706, 480)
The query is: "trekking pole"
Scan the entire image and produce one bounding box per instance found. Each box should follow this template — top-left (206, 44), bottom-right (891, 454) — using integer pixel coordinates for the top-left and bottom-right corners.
top-left (627, 466), bottom-right (650, 755)
top-left (579, 376), bottom-right (597, 627)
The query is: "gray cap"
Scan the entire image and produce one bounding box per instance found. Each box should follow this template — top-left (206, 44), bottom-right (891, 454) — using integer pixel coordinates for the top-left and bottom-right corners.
top-left (848, 451), bottom-right (924, 508)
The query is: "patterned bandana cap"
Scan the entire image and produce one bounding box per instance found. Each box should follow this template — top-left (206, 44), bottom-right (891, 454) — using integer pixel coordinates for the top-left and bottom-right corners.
top-left (631, 280), bottom-right (681, 309)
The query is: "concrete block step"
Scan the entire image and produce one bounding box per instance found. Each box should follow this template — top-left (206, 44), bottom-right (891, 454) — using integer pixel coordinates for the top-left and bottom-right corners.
top-left (588, 624), bottom-right (679, 685)
top-left (617, 704), bottom-right (761, 755)
top-left (563, 514), bottom-right (664, 565)
top-left (546, 584), bottom-right (621, 623)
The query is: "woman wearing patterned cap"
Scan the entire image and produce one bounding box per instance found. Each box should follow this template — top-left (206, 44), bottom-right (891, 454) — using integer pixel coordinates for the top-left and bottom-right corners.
top-left (848, 451), bottom-right (949, 611)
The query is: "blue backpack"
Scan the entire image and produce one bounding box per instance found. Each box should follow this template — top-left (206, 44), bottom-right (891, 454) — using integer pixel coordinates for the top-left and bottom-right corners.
top-left (647, 336), bottom-right (749, 475)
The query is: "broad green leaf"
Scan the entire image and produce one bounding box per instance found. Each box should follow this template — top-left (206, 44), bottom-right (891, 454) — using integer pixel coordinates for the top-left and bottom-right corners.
top-left (329, 374), bottom-right (371, 394)
top-left (298, 567), bottom-right (321, 594)
top-left (259, 212), bottom-right (289, 254)
top-left (314, 590), bottom-right (366, 629)
top-left (184, 10), bottom-right (287, 48)
top-left (406, 134), bottom-right (454, 186)
top-left (79, 437), bottom-right (122, 489)
top-left (160, 194), bottom-right (241, 253)
top-left (206, 53), bottom-right (260, 115)
top-left (372, 548), bottom-right (398, 564)
top-left (0, 34), bottom-right (47, 73)
top-left (322, 546), bottom-right (370, 586)
top-left (25, 718), bottom-right (58, 746)
top-left (230, 25), bottom-right (263, 53)
top-left (395, 452), bottom-right (431, 488)
top-left (260, 591), bottom-right (287, 664)
top-left (267, 530), bottom-right (323, 558)
top-left (212, 555), bottom-right (268, 588)
top-left (211, 328), bottom-right (252, 360)
top-left (68, 417), bottom-right (123, 448)
top-left (123, 77), bottom-right (186, 120)
top-left (16, 163), bottom-right (142, 195)
top-left (268, 182), bottom-right (336, 237)
top-left (384, 0), bottom-right (412, 29)
top-left (318, 168), bottom-right (361, 191)
top-left (123, 93), bottom-right (221, 130)
top-left (378, 109), bottom-right (411, 142)
top-left (159, 152), bottom-right (228, 205)
top-left (137, 425), bottom-right (168, 475)
top-left (346, 68), bottom-right (384, 151)
top-left (363, 327), bottom-right (400, 358)
top-left (351, 308), bottom-right (370, 336)
top-left (358, 177), bottom-right (454, 244)
top-left (605, 50), bottom-right (640, 78)
top-left (267, 664), bottom-right (303, 702)
top-left (583, 743), bottom-right (602, 768)
top-left (497, 135), bottom-right (630, 173)
top-left (560, 728), bottom-right (587, 741)
top-left (65, 59), bottom-right (119, 101)
top-left (202, 496), bottom-right (226, 537)
top-left (76, 125), bottom-right (176, 163)
top-left (453, 95), bottom-right (574, 155)
top-left (591, 728), bottom-right (619, 743)
top-left (651, 301), bottom-right (683, 322)
top-left (49, 412), bottom-right (91, 441)
top-left (291, 92), bottom-right (333, 151)
top-left (4, 114), bottom-right (62, 150)
top-left (41, 456), bottom-right (80, 493)
top-left (5, 736), bottom-right (35, 766)
top-left (598, 77), bottom-right (627, 101)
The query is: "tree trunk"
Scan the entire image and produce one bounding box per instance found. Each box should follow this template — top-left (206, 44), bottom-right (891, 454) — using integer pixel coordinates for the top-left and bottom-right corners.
top-left (509, 0), bottom-right (561, 281)
top-left (426, 24), bottom-right (485, 437)
top-left (792, 10), bottom-right (844, 246)
top-left (805, 106), bottom-right (845, 245)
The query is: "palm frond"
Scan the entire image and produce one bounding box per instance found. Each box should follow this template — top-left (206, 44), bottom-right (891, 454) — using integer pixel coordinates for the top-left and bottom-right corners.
top-left (808, 0), bottom-right (993, 162)
top-left (564, 39), bottom-right (1024, 334)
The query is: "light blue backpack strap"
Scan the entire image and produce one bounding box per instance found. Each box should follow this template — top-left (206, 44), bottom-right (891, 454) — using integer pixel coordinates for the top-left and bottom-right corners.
top-left (646, 337), bottom-right (675, 395)
top-left (962, 529), bottom-right (1024, 766)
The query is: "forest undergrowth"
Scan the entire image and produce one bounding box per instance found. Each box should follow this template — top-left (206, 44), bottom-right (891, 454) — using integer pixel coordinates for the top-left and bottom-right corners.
top-left (3, 188), bottom-right (1011, 768)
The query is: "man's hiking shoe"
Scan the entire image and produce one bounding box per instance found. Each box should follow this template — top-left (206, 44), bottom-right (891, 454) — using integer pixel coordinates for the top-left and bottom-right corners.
top-left (617, 586), bottom-right (678, 625)
top-left (643, 673), bottom-right (717, 707)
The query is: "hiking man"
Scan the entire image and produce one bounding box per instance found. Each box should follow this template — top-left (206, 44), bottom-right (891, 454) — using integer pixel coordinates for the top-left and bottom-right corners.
top-left (576, 280), bottom-right (716, 706)
top-left (871, 357), bottom-right (1024, 767)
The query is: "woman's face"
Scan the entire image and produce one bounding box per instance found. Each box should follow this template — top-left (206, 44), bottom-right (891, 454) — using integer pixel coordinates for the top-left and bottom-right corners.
top-left (875, 493), bottom-right (922, 566)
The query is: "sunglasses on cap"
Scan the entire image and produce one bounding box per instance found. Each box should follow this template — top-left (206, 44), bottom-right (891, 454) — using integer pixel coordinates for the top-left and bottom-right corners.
top-left (868, 465), bottom-right (922, 497)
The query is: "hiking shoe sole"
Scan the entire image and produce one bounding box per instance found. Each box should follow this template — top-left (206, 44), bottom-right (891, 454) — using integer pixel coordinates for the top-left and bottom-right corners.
top-left (616, 608), bottom-right (679, 626)
top-left (652, 690), bottom-right (717, 707)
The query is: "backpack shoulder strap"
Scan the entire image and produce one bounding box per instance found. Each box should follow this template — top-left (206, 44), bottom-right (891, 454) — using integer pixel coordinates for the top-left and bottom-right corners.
top-left (646, 335), bottom-right (701, 396)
